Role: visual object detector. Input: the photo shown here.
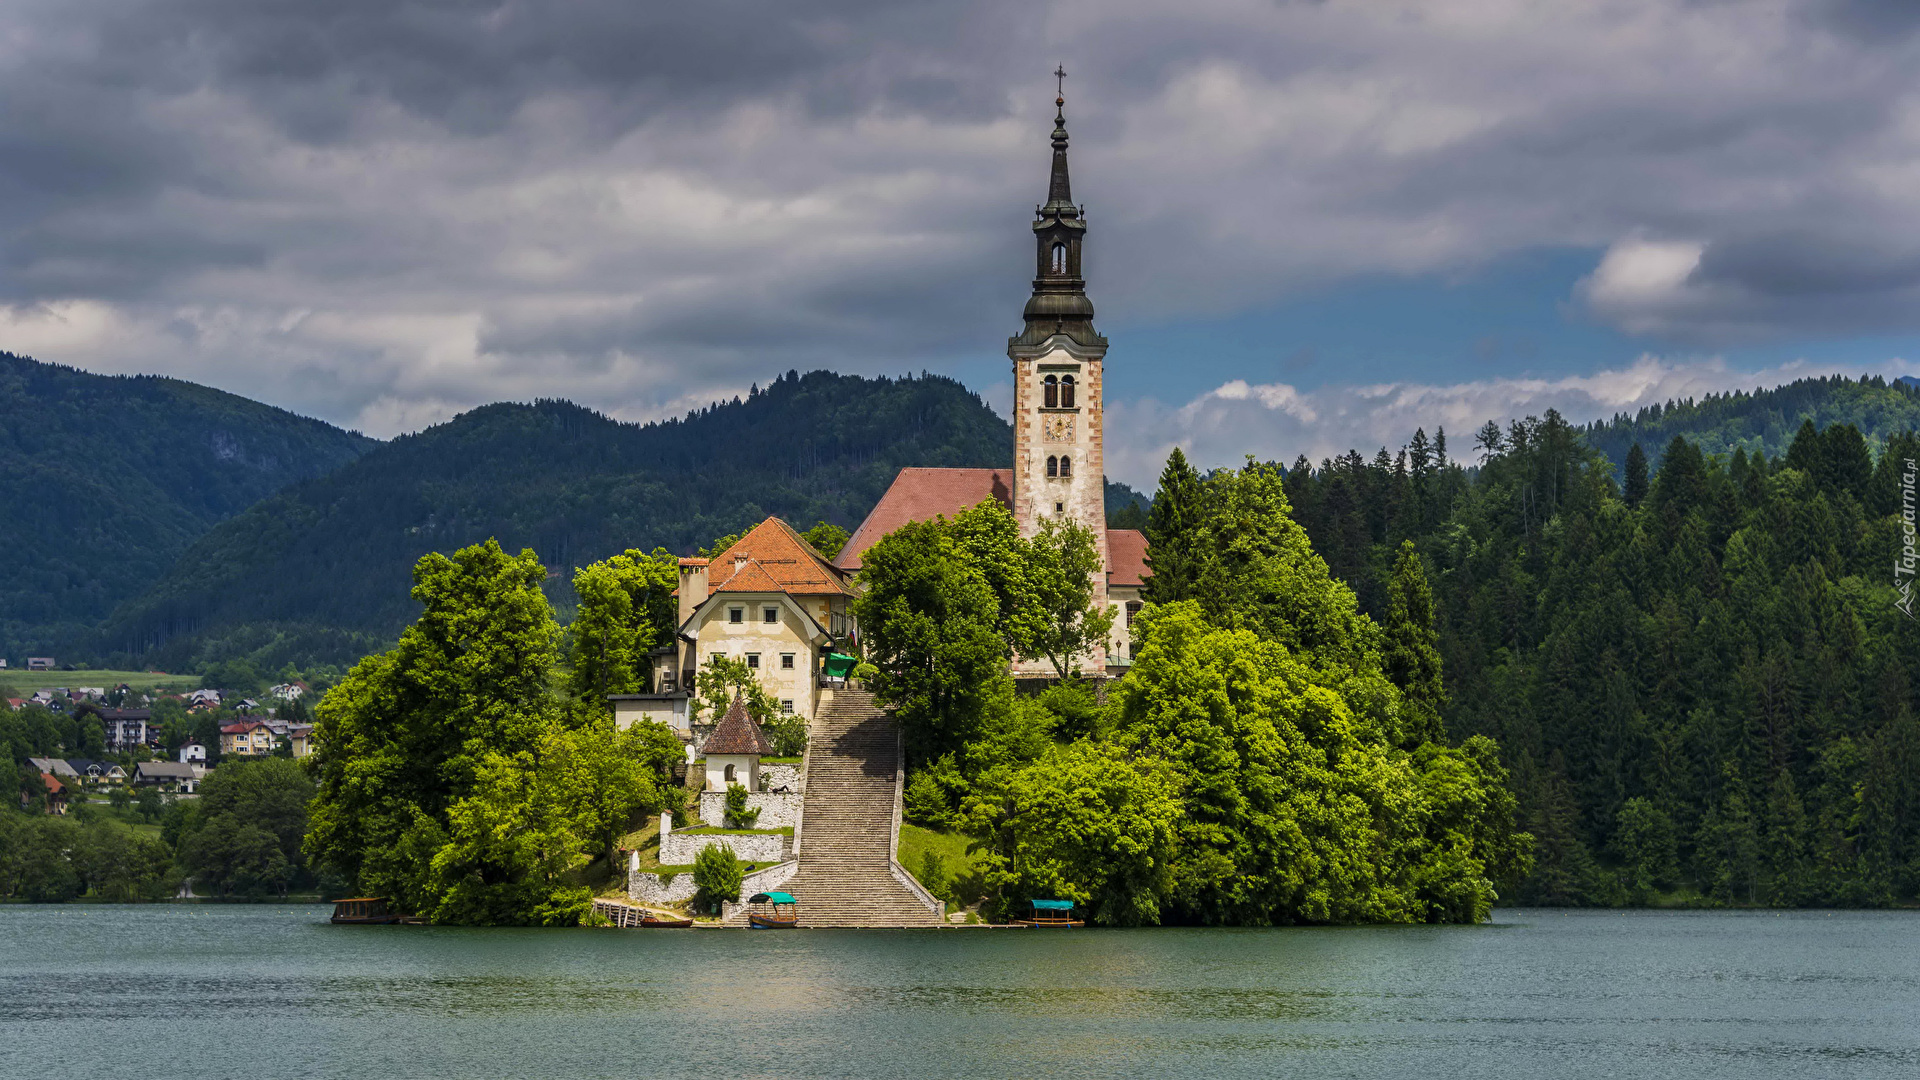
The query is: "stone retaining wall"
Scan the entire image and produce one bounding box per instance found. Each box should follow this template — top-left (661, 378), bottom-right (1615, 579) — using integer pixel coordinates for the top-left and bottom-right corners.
top-left (659, 831), bottom-right (788, 865)
top-left (628, 870), bottom-right (698, 905)
top-left (697, 789), bottom-right (802, 829)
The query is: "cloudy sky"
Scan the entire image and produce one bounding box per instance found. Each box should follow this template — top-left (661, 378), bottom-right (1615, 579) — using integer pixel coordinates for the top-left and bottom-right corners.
top-left (6, 0), bottom-right (1920, 486)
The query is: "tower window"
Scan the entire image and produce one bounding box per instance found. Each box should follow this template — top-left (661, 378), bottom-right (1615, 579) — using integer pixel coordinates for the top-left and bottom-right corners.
top-left (1051, 243), bottom-right (1067, 274)
top-left (1043, 374), bottom-right (1058, 409)
top-left (1059, 455), bottom-right (1072, 478)
top-left (1060, 375), bottom-right (1076, 409)
top-left (1046, 455), bottom-right (1058, 478)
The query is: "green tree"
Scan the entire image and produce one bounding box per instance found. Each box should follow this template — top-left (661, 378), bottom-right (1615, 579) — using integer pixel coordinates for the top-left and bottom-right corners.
top-left (800, 520), bottom-right (851, 561)
top-left (568, 548), bottom-right (678, 700)
top-left (1143, 447), bottom-right (1206, 603)
top-left (692, 844), bottom-right (743, 914)
top-left (305, 540), bottom-right (568, 921)
top-left (692, 656), bottom-right (781, 727)
top-left (1017, 517), bottom-right (1116, 677)
top-left (963, 741), bottom-right (1183, 926)
top-left (1623, 442), bottom-right (1649, 507)
top-left (1382, 541), bottom-right (1446, 746)
top-left (1610, 797), bottom-right (1679, 902)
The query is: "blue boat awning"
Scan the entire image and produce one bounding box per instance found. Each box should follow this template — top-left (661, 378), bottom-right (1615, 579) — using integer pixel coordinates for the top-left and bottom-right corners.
top-left (751, 891), bottom-right (797, 904)
top-left (1031, 898), bottom-right (1075, 911)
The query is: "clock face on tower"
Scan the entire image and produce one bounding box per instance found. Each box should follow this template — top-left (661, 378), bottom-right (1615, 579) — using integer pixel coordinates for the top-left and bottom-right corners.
top-left (1044, 415), bottom-right (1074, 442)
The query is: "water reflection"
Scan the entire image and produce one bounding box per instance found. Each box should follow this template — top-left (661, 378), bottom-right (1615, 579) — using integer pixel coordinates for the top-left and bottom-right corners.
top-left (4, 907), bottom-right (1920, 1079)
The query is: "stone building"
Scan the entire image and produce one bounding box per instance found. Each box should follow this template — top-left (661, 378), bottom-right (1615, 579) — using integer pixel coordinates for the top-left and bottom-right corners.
top-left (611, 516), bottom-right (855, 735)
top-left (835, 88), bottom-right (1150, 671)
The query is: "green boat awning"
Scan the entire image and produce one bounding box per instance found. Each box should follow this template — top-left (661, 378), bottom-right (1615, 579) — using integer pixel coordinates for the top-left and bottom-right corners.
top-left (1031, 898), bottom-right (1075, 911)
top-left (821, 653), bottom-right (859, 677)
top-left (751, 891), bottom-right (797, 904)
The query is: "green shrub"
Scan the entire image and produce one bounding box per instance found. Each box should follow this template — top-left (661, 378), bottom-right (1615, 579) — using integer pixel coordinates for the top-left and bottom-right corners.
top-left (692, 844), bottom-right (743, 912)
top-left (916, 850), bottom-right (951, 902)
top-left (724, 783), bottom-right (760, 828)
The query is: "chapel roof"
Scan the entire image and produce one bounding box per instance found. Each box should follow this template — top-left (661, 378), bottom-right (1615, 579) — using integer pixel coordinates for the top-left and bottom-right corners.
top-left (701, 697), bottom-right (774, 757)
top-left (834, 467), bottom-right (1015, 571)
top-left (1106, 528), bottom-right (1150, 587)
top-left (706, 517), bottom-right (855, 598)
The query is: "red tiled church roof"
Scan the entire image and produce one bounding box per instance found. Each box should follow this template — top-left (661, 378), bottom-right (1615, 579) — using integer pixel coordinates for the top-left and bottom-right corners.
top-left (1106, 528), bottom-right (1149, 586)
top-left (834, 468), bottom-right (1015, 571)
top-left (707, 517), bottom-right (855, 597)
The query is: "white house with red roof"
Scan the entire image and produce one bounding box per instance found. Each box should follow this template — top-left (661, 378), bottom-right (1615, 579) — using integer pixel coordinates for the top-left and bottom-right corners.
top-left (611, 516), bottom-right (857, 736)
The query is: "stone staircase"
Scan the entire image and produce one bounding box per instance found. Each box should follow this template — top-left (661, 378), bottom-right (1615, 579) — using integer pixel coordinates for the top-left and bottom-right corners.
top-left (725, 688), bottom-right (943, 928)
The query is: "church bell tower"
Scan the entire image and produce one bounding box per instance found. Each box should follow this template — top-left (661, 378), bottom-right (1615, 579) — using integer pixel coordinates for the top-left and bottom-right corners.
top-left (1009, 71), bottom-right (1110, 670)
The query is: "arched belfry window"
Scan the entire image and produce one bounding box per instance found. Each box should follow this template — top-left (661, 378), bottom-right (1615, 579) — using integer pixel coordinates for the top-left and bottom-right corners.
top-left (1051, 243), bottom-right (1068, 274)
top-left (1059, 455), bottom-right (1073, 478)
top-left (724, 763), bottom-right (737, 782)
top-left (1046, 455), bottom-right (1059, 478)
top-left (1060, 375), bottom-right (1076, 409)
top-left (1043, 375), bottom-right (1058, 409)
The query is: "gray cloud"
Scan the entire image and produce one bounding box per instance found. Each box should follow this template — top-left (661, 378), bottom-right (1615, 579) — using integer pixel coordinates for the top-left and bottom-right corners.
top-left (5, 1), bottom-right (1920, 435)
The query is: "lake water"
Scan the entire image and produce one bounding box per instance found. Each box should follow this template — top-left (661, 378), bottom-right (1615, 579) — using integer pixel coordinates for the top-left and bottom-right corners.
top-left (4, 905), bottom-right (1917, 1079)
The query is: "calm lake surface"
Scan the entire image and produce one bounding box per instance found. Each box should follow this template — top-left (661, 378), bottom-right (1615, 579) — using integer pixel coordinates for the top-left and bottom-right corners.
top-left (4, 905), bottom-right (1917, 1079)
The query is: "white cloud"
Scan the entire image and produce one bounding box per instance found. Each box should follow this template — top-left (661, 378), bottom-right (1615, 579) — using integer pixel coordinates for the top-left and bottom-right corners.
top-left (1103, 355), bottom-right (1920, 488)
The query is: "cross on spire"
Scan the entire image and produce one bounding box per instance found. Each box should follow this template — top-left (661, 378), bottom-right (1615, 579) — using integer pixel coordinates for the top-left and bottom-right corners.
top-left (1054, 64), bottom-right (1066, 103)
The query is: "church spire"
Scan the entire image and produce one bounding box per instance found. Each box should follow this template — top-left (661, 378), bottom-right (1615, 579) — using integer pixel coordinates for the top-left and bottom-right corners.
top-left (1012, 68), bottom-right (1104, 350)
top-left (1046, 66), bottom-right (1073, 211)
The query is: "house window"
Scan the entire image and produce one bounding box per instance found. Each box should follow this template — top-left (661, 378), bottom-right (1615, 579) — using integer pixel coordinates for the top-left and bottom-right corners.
top-left (763, 606), bottom-right (778, 623)
top-left (780, 700), bottom-right (795, 714)
top-left (780, 654), bottom-right (795, 669)
top-left (746, 653), bottom-right (761, 669)
top-left (728, 607), bottom-right (744, 624)
top-left (724, 763), bottom-right (736, 782)
top-left (1046, 455), bottom-right (1058, 478)
top-left (1043, 375), bottom-right (1058, 409)
top-left (1058, 455), bottom-right (1072, 478)
top-left (1054, 501), bottom-right (1064, 513)
top-left (711, 653), bottom-right (725, 665)
top-left (1060, 375), bottom-right (1076, 409)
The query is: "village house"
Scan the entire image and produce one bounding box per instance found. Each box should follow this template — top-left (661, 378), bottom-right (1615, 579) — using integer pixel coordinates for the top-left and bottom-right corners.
top-left (178, 742), bottom-right (207, 766)
top-left (96, 708), bottom-right (154, 752)
top-left (133, 761), bottom-right (199, 793)
top-left (219, 720), bottom-right (274, 756)
top-left (34, 773), bottom-right (69, 814)
top-left (66, 760), bottom-right (127, 784)
top-left (288, 725), bottom-right (314, 758)
top-left (611, 517), bottom-right (855, 737)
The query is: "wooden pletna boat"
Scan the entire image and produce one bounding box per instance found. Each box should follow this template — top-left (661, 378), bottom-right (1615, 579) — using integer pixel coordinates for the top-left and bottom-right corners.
top-left (330, 897), bottom-right (402, 924)
top-left (1014, 898), bottom-right (1083, 927)
top-left (747, 891), bottom-right (799, 928)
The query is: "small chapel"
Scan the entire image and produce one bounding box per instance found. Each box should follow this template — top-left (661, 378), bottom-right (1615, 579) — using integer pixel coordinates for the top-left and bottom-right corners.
top-left (611, 83), bottom-right (1149, 738)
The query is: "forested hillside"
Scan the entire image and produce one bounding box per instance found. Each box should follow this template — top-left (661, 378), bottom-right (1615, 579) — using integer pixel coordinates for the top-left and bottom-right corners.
top-left (0, 352), bottom-right (375, 657)
top-left (1255, 397), bottom-right (1920, 906)
top-left (94, 370), bottom-right (1012, 673)
top-left (1581, 374), bottom-right (1920, 469)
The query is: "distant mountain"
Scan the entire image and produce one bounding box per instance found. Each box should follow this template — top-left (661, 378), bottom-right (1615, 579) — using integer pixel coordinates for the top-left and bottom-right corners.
top-left (95, 370), bottom-right (1014, 672)
top-left (1581, 374), bottom-right (1920, 468)
top-left (0, 351), bottom-right (376, 658)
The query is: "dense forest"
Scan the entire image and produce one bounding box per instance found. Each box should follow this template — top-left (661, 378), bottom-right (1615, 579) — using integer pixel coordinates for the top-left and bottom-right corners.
top-left (0, 352), bottom-right (375, 657)
top-left (92, 370), bottom-right (1014, 674)
top-left (1256, 375), bottom-right (1920, 905)
top-left (1580, 373), bottom-right (1920, 469)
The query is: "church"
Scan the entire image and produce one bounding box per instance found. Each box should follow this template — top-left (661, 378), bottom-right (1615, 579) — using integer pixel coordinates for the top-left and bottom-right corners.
top-left (612, 87), bottom-right (1149, 737)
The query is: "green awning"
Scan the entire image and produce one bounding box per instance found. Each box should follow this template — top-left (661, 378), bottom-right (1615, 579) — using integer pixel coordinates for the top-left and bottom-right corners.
top-left (751, 891), bottom-right (797, 904)
top-left (1031, 898), bottom-right (1075, 911)
top-left (821, 653), bottom-right (859, 677)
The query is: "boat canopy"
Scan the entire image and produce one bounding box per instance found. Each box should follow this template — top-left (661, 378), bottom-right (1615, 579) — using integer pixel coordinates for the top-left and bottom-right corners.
top-left (1031, 898), bottom-right (1075, 911)
top-left (751, 891), bottom-right (797, 904)
top-left (822, 653), bottom-right (859, 677)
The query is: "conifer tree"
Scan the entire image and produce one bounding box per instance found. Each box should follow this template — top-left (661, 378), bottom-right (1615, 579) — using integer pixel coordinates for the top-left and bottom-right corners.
top-left (1623, 442), bottom-right (1649, 507)
top-left (1383, 541), bottom-right (1446, 746)
top-left (1142, 447), bottom-right (1205, 604)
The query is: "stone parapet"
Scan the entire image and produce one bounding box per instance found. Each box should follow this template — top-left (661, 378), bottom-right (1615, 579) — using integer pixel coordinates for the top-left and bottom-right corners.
top-left (629, 870), bottom-right (698, 905)
top-left (697, 789), bottom-right (802, 829)
top-left (659, 831), bottom-right (788, 865)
